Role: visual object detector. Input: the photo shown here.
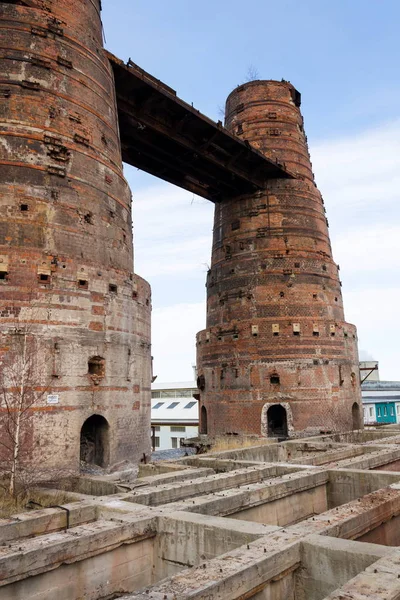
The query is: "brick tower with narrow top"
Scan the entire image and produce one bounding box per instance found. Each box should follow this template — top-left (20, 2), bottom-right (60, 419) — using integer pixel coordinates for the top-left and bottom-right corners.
top-left (196, 80), bottom-right (362, 438)
top-left (0, 0), bottom-right (151, 474)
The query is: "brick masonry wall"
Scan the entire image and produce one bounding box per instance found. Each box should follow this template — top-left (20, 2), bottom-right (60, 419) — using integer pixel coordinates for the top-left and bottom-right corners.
top-left (197, 80), bottom-right (362, 437)
top-left (0, 0), bottom-right (151, 474)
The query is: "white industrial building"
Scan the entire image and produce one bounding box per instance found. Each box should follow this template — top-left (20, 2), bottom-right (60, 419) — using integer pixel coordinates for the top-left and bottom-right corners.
top-left (360, 361), bottom-right (400, 425)
top-left (151, 381), bottom-right (198, 450)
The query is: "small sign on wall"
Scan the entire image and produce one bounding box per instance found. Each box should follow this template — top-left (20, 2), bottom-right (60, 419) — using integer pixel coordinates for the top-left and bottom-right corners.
top-left (47, 394), bottom-right (59, 405)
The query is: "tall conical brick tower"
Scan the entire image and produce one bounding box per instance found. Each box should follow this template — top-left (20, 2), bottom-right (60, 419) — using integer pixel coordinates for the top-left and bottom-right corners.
top-left (197, 80), bottom-right (362, 438)
top-left (0, 0), bottom-right (151, 474)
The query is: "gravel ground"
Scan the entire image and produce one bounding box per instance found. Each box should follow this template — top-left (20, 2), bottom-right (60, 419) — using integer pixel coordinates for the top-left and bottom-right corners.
top-left (150, 448), bottom-right (196, 461)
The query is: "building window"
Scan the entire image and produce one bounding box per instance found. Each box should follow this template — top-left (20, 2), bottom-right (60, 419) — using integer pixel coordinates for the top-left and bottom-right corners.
top-left (369, 407), bottom-right (373, 417)
top-left (154, 436), bottom-right (160, 448)
top-left (184, 401), bottom-right (196, 409)
top-left (151, 391), bottom-right (161, 398)
top-left (153, 402), bottom-right (164, 409)
top-left (171, 437), bottom-right (178, 449)
top-left (159, 389), bottom-right (195, 398)
top-left (167, 402), bottom-right (179, 409)
top-left (171, 426), bottom-right (186, 433)
top-left (159, 390), bottom-right (176, 398)
top-left (397, 405), bottom-right (400, 415)
top-left (384, 406), bottom-right (387, 416)
top-left (377, 407), bottom-right (381, 417)
top-left (391, 406), bottom-right (394, 416)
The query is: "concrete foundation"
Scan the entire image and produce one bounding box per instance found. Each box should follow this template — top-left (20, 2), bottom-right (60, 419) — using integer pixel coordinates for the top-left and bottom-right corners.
top-left (3, 430), bottom-right (400, 598)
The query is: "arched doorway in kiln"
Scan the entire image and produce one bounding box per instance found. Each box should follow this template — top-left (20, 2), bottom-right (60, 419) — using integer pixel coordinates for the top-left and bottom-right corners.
top-left (266, 404), bottom-right (288, 438)
top-left (200, 405), bottom-right (208, 434)
top-left (352, 402), bottom-right (361, 430)
top-left (80, 414), bottom-right (110, 468)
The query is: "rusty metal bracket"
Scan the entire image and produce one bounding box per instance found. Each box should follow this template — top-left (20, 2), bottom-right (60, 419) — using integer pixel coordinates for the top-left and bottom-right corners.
top-left (31, 26), bottom-right (48, 38)
top-left (21, 80), bottom-right (41, 90)
top-left (31, 56), bottom-right (51, 69)
top-left (47, 165), bottom-right (66, 177)
top-left (57, 56), bottom-right (73, 69)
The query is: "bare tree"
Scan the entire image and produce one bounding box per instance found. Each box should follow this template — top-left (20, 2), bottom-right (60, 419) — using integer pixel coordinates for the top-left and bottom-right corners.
top-left (0, 306), bottom-right (50, 498)
top-left (244, 65), bottom-right (260, 83)
top-left (217, 105), bottom-right (226, 120)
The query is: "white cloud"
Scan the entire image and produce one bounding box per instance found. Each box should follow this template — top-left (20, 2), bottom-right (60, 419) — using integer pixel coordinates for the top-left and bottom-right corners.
top-left (312, 120), bottom-right (400, 380)
top-left (344, 287), bottom-right (400, 382)
top-left (132, 184), bottom-right (214, 278)
top-left (312, 120), bottom-right (400, 223)
top-left (151, 302), bottom-right (206, 381)
top-left (334, 224), bottom-right (400, 274)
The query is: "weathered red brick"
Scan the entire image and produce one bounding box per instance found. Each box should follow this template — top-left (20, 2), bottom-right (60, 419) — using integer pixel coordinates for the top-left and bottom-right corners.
top-left (197, 81), bottom-right (362, 438)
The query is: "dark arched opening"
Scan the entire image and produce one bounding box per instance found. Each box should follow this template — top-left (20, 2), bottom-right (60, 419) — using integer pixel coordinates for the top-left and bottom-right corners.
top-left (200, 405), bottom-right (208, 435)
top-left (80, 415), bottom-right (109, 467)
top-left (352, 402), bottom-right (360, 430)
top-left (267, 404), bottom-right (288, 438)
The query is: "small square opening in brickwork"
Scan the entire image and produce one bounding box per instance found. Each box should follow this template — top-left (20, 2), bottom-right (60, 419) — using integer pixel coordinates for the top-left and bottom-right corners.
top-left (88, 356), bottom-right (105, 377)
top-left (109, 284), bottom-right (118, 294)
top-left (20, 204), bottom-right (29, 212)
top-left (231, 220), bottom-right (240, 231)
top-left (0, 271), bottom-right (8, 281)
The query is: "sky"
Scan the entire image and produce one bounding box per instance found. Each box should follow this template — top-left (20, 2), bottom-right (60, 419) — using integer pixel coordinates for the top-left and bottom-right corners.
top-left (102, 0), bottom-right (400, 382)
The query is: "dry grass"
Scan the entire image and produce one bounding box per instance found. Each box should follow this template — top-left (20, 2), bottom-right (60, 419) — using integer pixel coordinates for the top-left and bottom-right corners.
top-left (209, 436), bottom-right (272, 453)
top-left (0, 488), bottom-right (72, 519)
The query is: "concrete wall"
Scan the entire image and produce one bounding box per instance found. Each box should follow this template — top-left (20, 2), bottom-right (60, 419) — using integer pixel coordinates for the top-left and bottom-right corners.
top-left (0, 540), bottom-right (153, 600)
top-left (228, 484), bottom-right (327, 526)
top-left (250, 575), bottom-right (296, 600)
top-left (0, 539), bottom-right (154, 600)
top-left (356, 514), bottom-right (400, 546)
top-left (154, 513), bottom-right (271, 579)
top-left (372, 460), bottom-right (400, 472)
top-left (328, 470), bottom-right (400, 508)
top-left (295, 535), bottom-right (390, 600)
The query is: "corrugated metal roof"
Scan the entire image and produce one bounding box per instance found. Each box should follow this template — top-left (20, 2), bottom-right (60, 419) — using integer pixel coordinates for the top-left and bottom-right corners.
top-left (151, 398), bottom-right (198, 423)
top-left (362, 396), bottom-right (400, 403)
top-left (362, 381), bottom-right (400, 391)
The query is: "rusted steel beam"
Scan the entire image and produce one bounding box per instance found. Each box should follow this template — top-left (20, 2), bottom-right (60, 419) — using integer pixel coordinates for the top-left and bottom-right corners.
top-left (108, 53), bottom-right (293, 202)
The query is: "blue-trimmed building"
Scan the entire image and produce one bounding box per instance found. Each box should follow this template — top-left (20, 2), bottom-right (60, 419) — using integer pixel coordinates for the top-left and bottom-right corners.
top-left (362, 380), bottom-right (400, 425)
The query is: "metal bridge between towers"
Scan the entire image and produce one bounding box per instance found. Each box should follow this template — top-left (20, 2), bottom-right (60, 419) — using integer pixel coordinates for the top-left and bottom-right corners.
top-left (108, 53), bottom-right (293, 202)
